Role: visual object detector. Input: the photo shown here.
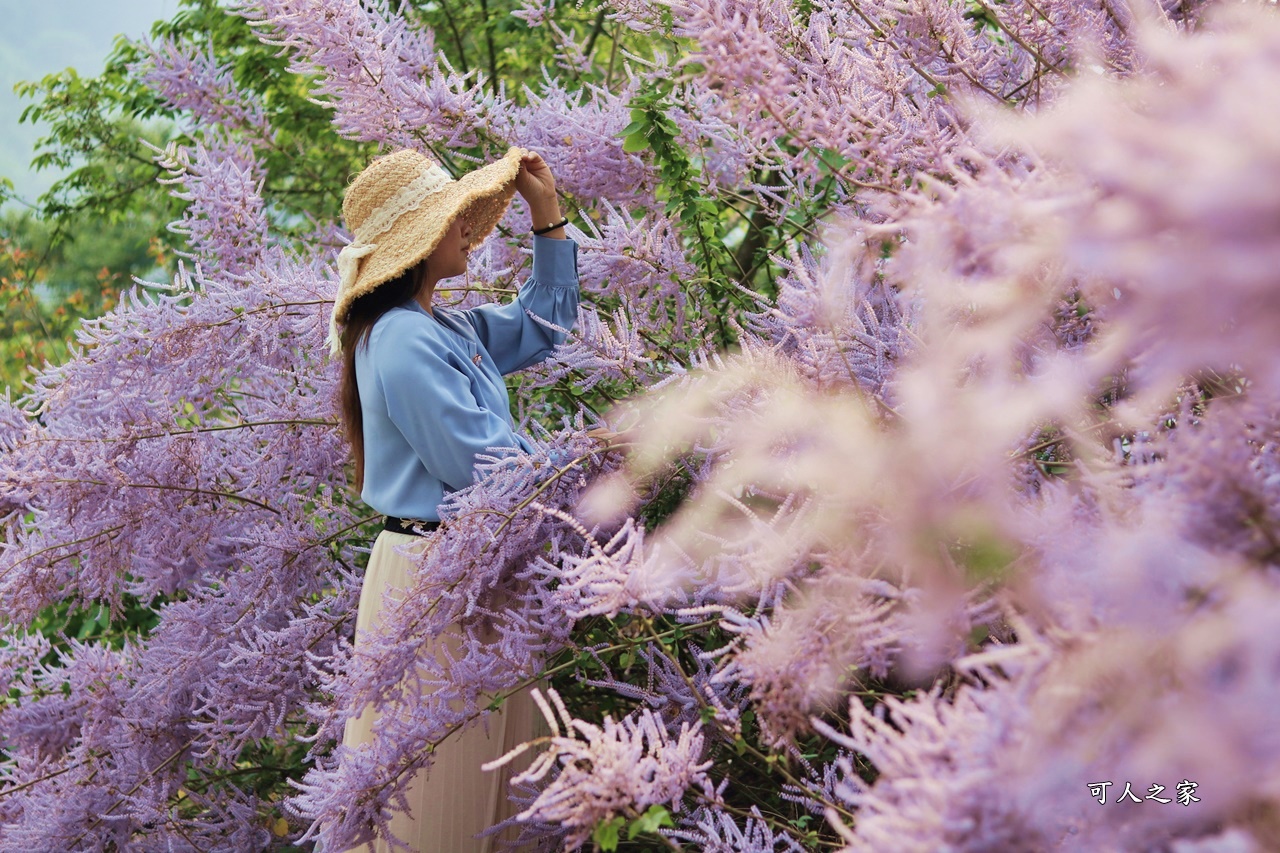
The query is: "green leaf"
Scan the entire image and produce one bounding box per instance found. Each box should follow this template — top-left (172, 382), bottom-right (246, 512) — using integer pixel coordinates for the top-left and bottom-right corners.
top-left (76, 604), bottom-right (107, 639)
top-left (617, 120), bottom-right (646, 138)
top-left (628, 805), bottom-right (674, 839)
top-left (622, 133), bottom-right (650, 153)
top-left (593, 815), bottom-right (625, 851)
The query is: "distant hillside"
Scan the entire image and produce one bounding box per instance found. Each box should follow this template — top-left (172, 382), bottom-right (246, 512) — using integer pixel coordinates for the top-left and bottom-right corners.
top-left (0, 0), bottom-right (175, 207)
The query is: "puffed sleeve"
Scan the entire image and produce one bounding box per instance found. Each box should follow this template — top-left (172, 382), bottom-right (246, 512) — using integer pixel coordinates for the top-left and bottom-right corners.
top-left (462, 235), bottom-right (580, 375)
top-left (376, 315), bottom-right (532, 492)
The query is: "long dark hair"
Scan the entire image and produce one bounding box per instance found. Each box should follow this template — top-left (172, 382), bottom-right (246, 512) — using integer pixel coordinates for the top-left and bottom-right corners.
top-left (339, 263), bottom-right (422, 491)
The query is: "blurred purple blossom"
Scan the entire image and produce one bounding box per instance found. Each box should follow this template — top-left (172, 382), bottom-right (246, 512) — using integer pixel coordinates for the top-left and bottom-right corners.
top-left (484, 688), bottom-right (714, 850)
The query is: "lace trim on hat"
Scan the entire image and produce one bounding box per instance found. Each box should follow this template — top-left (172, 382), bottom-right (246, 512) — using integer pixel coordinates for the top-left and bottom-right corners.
top-left (353, 162), bottom-right (452, 243)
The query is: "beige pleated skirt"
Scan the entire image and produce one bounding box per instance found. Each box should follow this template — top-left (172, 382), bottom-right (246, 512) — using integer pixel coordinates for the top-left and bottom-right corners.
top-left (342, 530), bottom-right (546, 852)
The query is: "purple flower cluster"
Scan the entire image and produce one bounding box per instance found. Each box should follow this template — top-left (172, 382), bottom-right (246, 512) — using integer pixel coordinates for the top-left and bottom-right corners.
top-left (485, 688), bottom-right (714, 849)
top-left (2, 0), bottom-right (1280, 850)
top-left (230, 0), bottom-right (484, 149)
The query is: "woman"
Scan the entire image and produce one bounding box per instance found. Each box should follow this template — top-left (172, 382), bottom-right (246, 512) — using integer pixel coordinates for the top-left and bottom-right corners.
top-left (329, 146), bottom-right (578, 852)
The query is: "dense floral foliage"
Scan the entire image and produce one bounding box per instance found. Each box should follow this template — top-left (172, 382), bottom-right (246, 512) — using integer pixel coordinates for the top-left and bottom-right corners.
top-left (3, 0), bottom-right (1280, 850)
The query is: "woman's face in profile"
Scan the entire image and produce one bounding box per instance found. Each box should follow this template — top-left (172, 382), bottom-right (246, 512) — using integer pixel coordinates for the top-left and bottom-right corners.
top-left (428, 215), bottom-right (473, 281)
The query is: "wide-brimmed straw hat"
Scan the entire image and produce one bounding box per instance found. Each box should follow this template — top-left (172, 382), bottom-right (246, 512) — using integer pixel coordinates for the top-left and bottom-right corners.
top-left (328, 146), bottom-right (526, 353)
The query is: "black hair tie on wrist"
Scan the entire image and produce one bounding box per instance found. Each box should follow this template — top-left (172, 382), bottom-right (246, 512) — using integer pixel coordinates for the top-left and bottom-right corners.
top-left (532, 217), bottom-right (569, 236)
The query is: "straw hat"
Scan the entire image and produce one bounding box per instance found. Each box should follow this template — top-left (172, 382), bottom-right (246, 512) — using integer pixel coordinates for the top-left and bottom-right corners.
top-left (328, 146), bottom-right (526, 353)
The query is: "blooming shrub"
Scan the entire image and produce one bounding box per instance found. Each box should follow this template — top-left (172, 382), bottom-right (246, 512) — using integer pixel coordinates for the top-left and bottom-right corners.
top-left (3, 0), bottom-right (1280, 850)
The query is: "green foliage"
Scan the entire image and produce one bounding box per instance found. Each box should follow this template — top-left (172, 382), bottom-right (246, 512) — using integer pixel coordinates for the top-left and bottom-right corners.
top-left (411, 0), bottom-right (625, 96)
top-left (628, 804), bottom-right (675, 839)
top-left (963, 1), bottom-right (1004, 33)
top-left (0, 195), bottom-right (167, 389)
top-left (593, 814), bottom-right (626, 850)
top-left (26, 592), bottom-right (165, 660)
top-left (588, 804), bottom-right (676, 850)
top-left (14, 0), bottom-right (372, 231)
top-left (620, 82), bottom-right (750, 346)
top-left (616, 79), bottom-right (850, 343)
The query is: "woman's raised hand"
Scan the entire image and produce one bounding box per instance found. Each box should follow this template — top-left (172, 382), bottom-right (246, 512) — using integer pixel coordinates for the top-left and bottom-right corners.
top-left (515, 151), bottom-right (564, 237)
top-left (515, 151), bottom-right (556, 201)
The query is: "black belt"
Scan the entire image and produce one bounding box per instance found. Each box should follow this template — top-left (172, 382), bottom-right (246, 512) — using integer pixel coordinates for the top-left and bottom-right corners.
top-left (383, 516), bottom-right (441, 536)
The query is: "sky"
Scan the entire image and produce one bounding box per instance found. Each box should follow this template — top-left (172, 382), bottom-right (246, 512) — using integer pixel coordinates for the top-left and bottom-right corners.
top-left (1, 0), bottom-right (179, 207)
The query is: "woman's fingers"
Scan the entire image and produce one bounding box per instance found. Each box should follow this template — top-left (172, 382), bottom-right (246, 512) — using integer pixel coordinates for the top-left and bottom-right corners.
top-left (518, 152), bottom-right (545, 179)
top-left (516, 151), bottom-right (557, 198)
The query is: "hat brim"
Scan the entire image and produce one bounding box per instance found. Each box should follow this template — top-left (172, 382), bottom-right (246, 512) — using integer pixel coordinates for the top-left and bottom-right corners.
top-left (333, 147), bottom-right (526, 327)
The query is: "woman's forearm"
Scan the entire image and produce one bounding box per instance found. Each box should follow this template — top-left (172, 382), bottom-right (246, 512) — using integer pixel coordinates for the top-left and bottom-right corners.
top-left (527, 195), bottom-right (565, 239)
top-left (514, 151), bottom-right (566, 239)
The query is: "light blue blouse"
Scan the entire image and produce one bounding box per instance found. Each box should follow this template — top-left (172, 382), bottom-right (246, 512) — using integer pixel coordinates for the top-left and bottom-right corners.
top-left (355, 236), bottom-right (579, 520)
